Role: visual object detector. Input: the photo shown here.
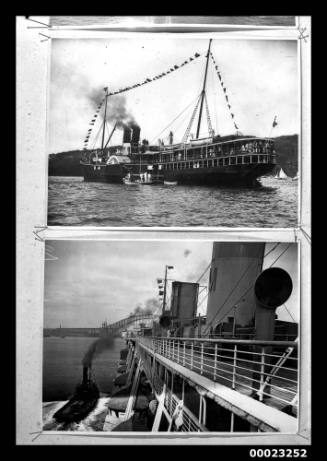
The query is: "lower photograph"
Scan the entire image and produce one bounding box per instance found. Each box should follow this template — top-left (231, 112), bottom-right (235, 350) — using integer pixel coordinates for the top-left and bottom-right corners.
top-left (43, 240), bottom-right (299, 434)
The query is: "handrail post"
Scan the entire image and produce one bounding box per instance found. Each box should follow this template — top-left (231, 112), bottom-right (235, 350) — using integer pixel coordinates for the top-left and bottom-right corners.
top-left (213, 343), bottom-right (218, 381)
top-left (177, 341), bottom-right (180, 363)
top-left (191, 343), bottom-right (194, 370)
top-left (172, 340), bottom-right (175, 360)
top-left (259, 347), bottom-right (265, 401)
top-left (232, 345), bottom-right (237, 390)
top-left (230, 412), bottom-right (235, 432)
top-left (183, 342), bottom-right (186, 366)
top-left (202, 396), bottom-right (207, 427)
top-left (200, 342), bottom-right (204, 375)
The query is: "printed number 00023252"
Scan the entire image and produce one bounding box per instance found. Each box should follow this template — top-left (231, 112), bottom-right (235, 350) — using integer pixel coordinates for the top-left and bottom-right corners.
top-left (249, 449), bottom-right (307, 458)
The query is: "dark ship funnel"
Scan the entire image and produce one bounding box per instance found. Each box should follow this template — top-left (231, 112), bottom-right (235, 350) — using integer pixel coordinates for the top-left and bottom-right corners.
top-left (123, 126), bottom-right (132, 143)
top-left (206, 243), bottom-right (265, 332)
top-left (254, 267), bottom-right (293, 340)
top-left (131, 124), bottom-right (141, 145)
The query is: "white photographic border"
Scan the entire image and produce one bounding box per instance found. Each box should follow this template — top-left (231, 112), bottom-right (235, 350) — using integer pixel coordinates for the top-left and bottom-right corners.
top-left (16, 16), bottom-right (311, 445)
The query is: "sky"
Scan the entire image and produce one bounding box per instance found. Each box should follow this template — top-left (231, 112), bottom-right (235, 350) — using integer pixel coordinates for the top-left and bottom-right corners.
top-left (44, 241), bottom-right (298, 328)
top-left (49, 38), bottom-right (298, 154)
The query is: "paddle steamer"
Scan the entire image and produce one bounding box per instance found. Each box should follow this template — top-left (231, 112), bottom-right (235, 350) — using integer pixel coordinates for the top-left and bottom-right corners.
top-left (81, 40), bottom-right (277, 187)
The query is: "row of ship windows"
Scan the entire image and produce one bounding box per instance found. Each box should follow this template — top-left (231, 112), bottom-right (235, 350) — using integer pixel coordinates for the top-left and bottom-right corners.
top-left (158, 154), bottom-right (269, 170)
top-left (158, 143), bottom-right (274, 161)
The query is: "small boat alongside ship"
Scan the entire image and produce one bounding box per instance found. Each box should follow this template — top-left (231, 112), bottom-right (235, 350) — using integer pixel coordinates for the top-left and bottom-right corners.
top-left (80, 39), bottom-right (277, 188)
top-left (53, 367), bottom-right (99, 424)
top-left (123, 172), bottom-right (164, 185)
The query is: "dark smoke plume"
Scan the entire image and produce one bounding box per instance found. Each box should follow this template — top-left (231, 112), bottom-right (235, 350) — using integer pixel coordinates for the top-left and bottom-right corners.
top-left (88, 90), bottom-right (136, 130)
top-left (129, 297), bottom-right (160, 317)
top-left (82, 336), bottom-right (114, 368)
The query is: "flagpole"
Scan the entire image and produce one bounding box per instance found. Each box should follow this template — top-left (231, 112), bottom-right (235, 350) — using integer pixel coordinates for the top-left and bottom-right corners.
top-left (163, 265), bottom-right (168, 313)
top-left (162, 265), bottom-right (174, 313)
top-left (101, 88), bottom-right (108, 152)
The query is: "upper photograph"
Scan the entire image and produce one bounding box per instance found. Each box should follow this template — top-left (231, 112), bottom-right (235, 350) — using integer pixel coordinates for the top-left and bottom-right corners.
top-left (47, 37), bottom-right (299, 227)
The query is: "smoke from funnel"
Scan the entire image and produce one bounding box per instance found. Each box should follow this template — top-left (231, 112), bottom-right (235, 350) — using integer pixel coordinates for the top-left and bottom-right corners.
top-left (82, 336), bottom-right (114, 368)
top-left (88, 90), bottom-right (137, 130)
top-left (129, 297), bottom-right (160, 317)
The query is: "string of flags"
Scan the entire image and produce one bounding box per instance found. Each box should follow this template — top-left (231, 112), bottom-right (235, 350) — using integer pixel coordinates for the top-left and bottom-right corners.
top-left (209, 51), bottom-right (240, 132)
top-left (82, 53), bottom-right (202, 150)
top-left (157, 279), bottom-right (164, 299)
top-left (83, 97), bottom-right (107, 150)
top-left (105, 52), bottom-right (201, 98)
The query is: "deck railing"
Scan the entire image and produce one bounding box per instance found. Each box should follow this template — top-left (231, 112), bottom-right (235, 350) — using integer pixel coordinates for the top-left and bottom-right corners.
top-left (159, 153), bottom-right (275, 171)
top-left (137, 343), bottom-right (206, 431)
top-left (155, 138), bottom-right (276, 163)
top-left (137, 336), bottom-right (298, 412)
top-left (165, 389), bottom-right (206, 432)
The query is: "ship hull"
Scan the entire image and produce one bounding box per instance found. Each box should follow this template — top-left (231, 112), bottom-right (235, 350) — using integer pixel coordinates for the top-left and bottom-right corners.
top-left (82, 162), bottom-right (275, 187)
top-left (53, 381), bottom-right (99, 424)
top-left (82, 163), bottom-right (128, 183)
top-left (163, 163), bottom-right (275, 186)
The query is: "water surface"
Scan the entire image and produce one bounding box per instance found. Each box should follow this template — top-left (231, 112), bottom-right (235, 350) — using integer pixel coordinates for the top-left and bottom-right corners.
top-left (48, 176), bottom-right (298, 227)
top-left (43, 336), bottom-right (126, 402)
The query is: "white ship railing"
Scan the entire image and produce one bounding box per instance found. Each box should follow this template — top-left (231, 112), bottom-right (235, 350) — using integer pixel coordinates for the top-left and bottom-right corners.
top-left (165, 389), bottom-right (206, 432)
top-left (137, 343), bottom-right (206, 432)
top-left (137, 336), bottom-right (298, 412)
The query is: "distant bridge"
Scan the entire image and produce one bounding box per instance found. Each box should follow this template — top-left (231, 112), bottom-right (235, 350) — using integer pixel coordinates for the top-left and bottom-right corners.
top-left (44, 313), bottom-right (155, 338)
top-left (107, 313), bottom-right (154, 330)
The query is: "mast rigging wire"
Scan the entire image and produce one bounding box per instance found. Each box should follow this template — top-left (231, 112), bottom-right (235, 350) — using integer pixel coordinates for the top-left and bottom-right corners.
top-left (196, 262), bottom-right (211, 284)
top-left (181, 94), bottom-right (202, 143)
top-left (89, 122), bottom-right (103, 150)
top-left (149, 93), bottom-right (202, 144)
top-left (282, 303), bottom-right (296, 322)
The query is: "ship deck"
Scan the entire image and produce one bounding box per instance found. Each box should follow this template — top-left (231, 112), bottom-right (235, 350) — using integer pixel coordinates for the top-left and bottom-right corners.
top-left (135, 336), bottom-right (298, 432)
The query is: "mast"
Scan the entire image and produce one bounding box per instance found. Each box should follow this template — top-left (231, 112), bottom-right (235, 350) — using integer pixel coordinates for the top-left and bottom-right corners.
top-left (196, 39), bottom-right (212, 139)
top-left (162, 265), bottom-right (168, 313)
top-left (101, 88), bottom-right (109, 152)
top-left (162, 265), bottom-right (174, 313)
top-left (104, 122), bottom-right (117, 149)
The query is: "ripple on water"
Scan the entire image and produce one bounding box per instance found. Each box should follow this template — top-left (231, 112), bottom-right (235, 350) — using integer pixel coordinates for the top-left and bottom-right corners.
top-left (47, 176), bottom-right (298, 227)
